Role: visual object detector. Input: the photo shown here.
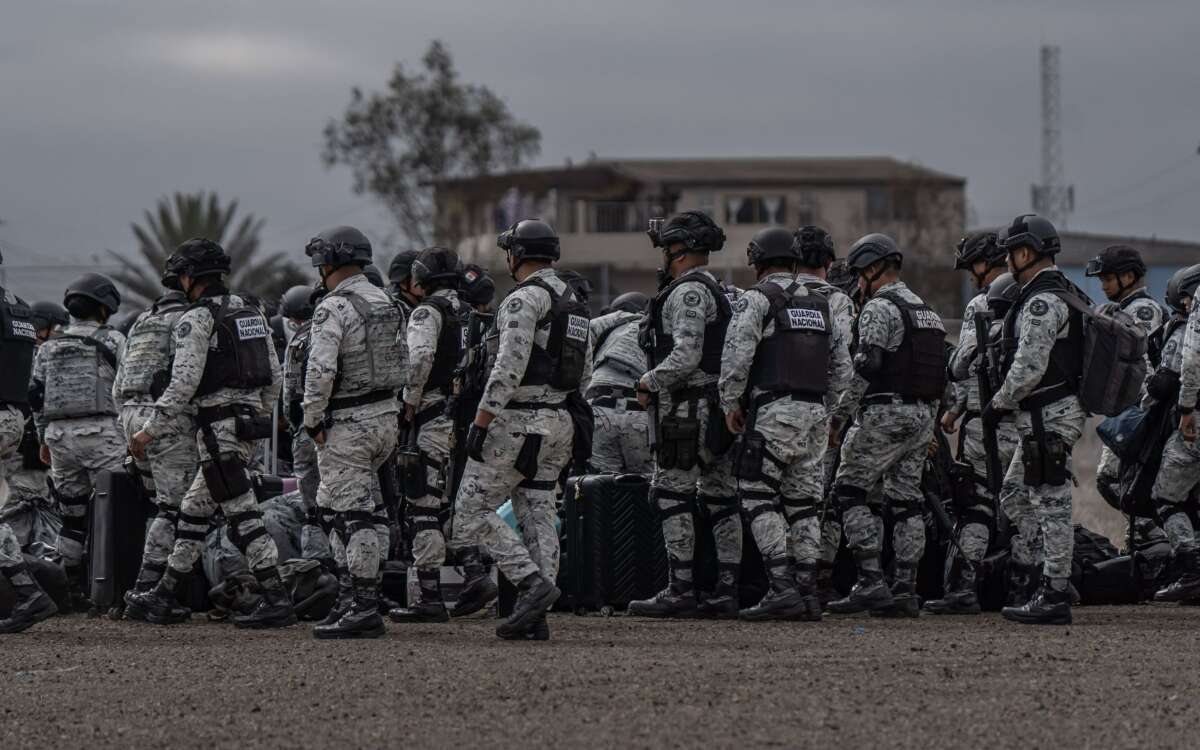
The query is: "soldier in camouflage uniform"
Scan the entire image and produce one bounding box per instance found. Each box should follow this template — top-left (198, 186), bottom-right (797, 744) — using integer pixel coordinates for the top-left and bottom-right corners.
top-left (587, 291), bottom-right (652, 475)
top-left (389, 247), bottom-right (464, 624)
top-left (827, 235), bottom-right (944, 618)
top-left (1086, 245), bottom-right (1168, 545)
top-left (454, 219), bottom-right (592, 641)
top-left (925, 232), bottom-right (1020, 615)
top-left (1150, 264), bottom-right (1200, 603)
top-left (130, 239), bottom-right (294, 629)
top-left (280, 283), bottom-right (332, 564)
top-left (628, 211), bottom-right (741, 619)
top-left (300, 227), bottom-right (406, 640)
top-left (388, 250), bottom-right (422, 315)
top-left (989, 215), bottom-right (1088, 626)
top-left (1, 302), bottom-right (64, 512)
top-left (30, 273), bottom-right (126, 606)
top-left (719, 226), bottom-right (852, 621)
top-left (0, 259), bottom-right (59, 634)
top-left (115, 266), bottom-right (200, 620)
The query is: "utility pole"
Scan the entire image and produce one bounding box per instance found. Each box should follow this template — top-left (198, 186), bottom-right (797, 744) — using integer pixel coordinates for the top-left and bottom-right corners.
top-left (1031, 45), bottom-right (1074, 226)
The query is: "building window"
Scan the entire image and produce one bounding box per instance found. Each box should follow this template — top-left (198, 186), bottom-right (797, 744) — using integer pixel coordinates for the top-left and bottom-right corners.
top-left (726, 195), bottom-right (786, 225)
top-left (892, 188), bottom-right (917, 221)
top-left (795, 192), bottom-right (816, 226)
top-left (866, 187), bottom-right (891, 222)
top-left (866, 186), bottom-right (918, 222)
top-left (592, 202), bottom-right (630, 233)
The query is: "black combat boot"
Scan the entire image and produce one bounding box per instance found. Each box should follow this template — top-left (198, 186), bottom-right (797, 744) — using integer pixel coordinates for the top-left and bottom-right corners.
top-left (815, 562), bottom-right (840, 609)
top-left (496, 572), bottom-right (560, 638)
top-left (1001, 576), bottom-right (1072, 625)
top-left (498, 614), bottom-right (551, 641)
top-left (923, 565), bottom-right (982, 615)
top-left (792, 564), bottom-right (823, 621)
top-left (314, 580), bottom-right (386, 639)
top-left (450, 549), bottom-right (498, 617)
top-left (318, 568), bottom-right (352, 627)
top-left (233, 568), bottom-right (297, 629)
top-left (1005, 562), bottom-right (1035, 608)
top-left (1154, 547), bottom-right (1200, 603)
top-left (627, 562), bottom-right (698, 618)
top-left (740, 558), bottom-right (805, 621)
top-left (0, 565), bottom-right (59, 634)
top-left (64, 565), bottom-right (91, 613)
top-left (698, 563), bottom-right (740, 619)
top-left (827, 556), bottom-right (893, 615)
top-left (389, 569), bottom-right (449, 623)
top-left (123, 562), bottom-right (168, 622)
top-left (871, 564), bottom-right (921, 618)
top-left (138, 567), bottom-right (192, 625)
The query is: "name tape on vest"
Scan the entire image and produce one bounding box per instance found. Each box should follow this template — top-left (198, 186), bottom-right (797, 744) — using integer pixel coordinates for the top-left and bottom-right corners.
top-left (236, 316), bottom-right (269, 340)
top-left (10, 319), bottom-right (37, 339)
top-left (786, 308), bottom-right (827, 332)
top-left (913, 309), bottom-right (944, 331)
top-left (566, 314), bottom-right (589, 342)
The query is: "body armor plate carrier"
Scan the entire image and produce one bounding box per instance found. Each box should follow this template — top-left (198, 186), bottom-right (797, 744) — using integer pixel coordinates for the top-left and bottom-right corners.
top-left (417, 295), bottom-right (463, 393)
top-left (0, 292), bottom-right (37, 405)
top-left (517, 276), bottom-right (590, 390)
top-left (643, 272), bottom-right (732, 375)
top-left (195, 297), bottom-right (275, 398)
top-left (748, 280), bottom-right (830, 396)
top-left (40, 330), bottom-right (119, 419)
top-left (327, 288), bottom-right (406, 398)
top-left (865, 291), bottom-right (947, 402)
top-left (121, 295), bottom-right (188, 400)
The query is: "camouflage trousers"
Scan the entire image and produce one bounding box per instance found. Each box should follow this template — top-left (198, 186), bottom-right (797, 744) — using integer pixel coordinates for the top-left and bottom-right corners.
top-left (818, 446), bottom-right (841, 570)
top-left (316, 411), bottom-right (398, 584)
top-left (453, 406), bottom-right (571, 585)
top-left (44, 416), bottom-right (126, 568)
top-left (167, 417), bottom-right (280, 577)
top-left (1000, 396), bottom-right (1085, 580)
top-left (650, 394), bottom-right (740, 587)
top-left (1151, 430), bottom-right (1200, 554)
top-left (834, 402), bottom-right (935, 572)
top-left (119, 405), bottom-right (199, 581)
top-left (408, 411), bottom-right (452, 572)
top-left (0, 406), bottom-right (24, 568)
top-left (590, 401), bottom-right (653, 475)
top-left (951, 415), bottom-right (1020, 568)
top-left (739, 398), bottom-right (828, 572)
top-left (291, 430), bottom-right (331, 561)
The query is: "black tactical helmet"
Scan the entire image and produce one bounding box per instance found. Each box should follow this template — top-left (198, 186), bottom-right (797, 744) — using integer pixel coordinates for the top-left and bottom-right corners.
top-left (607, 291), bottom-right (649, 315)
top-left (794, 225), bottom-right (836, 267)
top-left (846, 233), bottom-right (903, 272)
top-left (30, 301), bottom-right (69, 331)
top-left (306, 225), bottom-right (373, 269)
top-left (362, 264), bottom-right (385, 287)
top-left (460, 264), bottom-right (496, 308)
top-left (412, 246), bottom-right (463, 286)
top-left (1085, 244), bottom-right (1146, 279)
top-left (160, 257), bottom-right (182, 291)
top-left (280, 284), bottom-right (316, 321)
top-left (64, 272), bottom-right (121, 314)
top-left (388, 250), bottom-right (421, 286)
top-left (558, 270), bottom-right (592, 303)
top-left (997, 213), bottom-right (1060, 257)
top-left (954, 230), bottom-right (1004, 270)
top-left (1165, 264), bottom-right (1200, 314)
top-left (497, 219), bottom-right (561, 263)
top-left (746, 227), bottom-right (799, 267)
top-left (169, 238), bottom-right (232, 279)
top-left (649, 210), bottom-right (726, 254)
top-left (986, 272), bottom-right (1020, 318)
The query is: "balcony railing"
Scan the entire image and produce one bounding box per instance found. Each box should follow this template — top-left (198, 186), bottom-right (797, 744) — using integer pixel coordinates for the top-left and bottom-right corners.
top-left (585, 200), bottom-right (675, 233)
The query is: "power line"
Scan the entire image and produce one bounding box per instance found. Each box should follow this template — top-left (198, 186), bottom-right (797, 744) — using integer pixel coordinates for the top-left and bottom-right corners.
top-left (1075, 155), bottom-right (1196, 213)
top-left (1075, 178), bottom-right (1200, 222)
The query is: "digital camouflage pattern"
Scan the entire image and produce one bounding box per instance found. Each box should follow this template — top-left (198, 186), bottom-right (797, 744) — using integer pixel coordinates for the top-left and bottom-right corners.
top-left (588, 311), bottom-right (651, 474)
top-left (0, 406), bottom-right (24, 568)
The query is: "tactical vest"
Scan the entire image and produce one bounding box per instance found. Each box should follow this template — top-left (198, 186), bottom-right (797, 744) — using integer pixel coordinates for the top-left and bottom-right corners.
top-left (865, 291), bottom-right (947, 402)
top-left (40, 329), bottom-right (119, 419)
top-left (195, 297), bottom-right (276, 398)
top-left (593, 313), bottom-right (646, 376)
top-left (517, 276), bottom-right (590, 390)
top-left (748, 280), bottom-right (830, 395)
top-left (283, 321), bottom-right (313, 407)
top-left (644, 272), bottom-right (732, 374)
top-left (1148, 318), bottom-right (1185, 371)
top-left (327, 288), bottom-right (406, 397)
top-left (999, 270), bottom-right (1084, 395)
top-left (120, 295), bottom-right (188, 400)
top-left (0, 291), bottom-right (37, 405)
top-left (417, 295), bottom-right (463, 392)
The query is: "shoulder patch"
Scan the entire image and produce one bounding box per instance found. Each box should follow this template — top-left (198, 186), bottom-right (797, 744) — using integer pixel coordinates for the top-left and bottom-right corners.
top-left (858, 310), bottom-right (874, 328)
top-left (733, 297), bottom-right (750, 313)
top-left (683, 290), bottom-right (702, 307)
top-left (507, 298), bottom-right (524, 314)
top-left (1029, 299), bottom-right (1049, 317)
top-left (314, 308), bottom-right (331, 325)
top-left (412, 308), bottom-right (430, 322)
top-left (1136, 306), bottom-right (1155, 321)
top-left (176, 321), bottom-right (192, 339)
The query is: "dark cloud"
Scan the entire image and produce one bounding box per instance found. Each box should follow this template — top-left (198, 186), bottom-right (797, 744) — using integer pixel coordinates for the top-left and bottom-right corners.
top-left (2, 0), bottom-right (1198, 272)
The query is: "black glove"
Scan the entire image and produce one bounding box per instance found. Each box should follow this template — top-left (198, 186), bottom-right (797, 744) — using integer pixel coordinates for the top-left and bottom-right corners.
top-left (981, 402), bottom-right (1011, 429)
top-left (466, 423), bottom-right (489, 462)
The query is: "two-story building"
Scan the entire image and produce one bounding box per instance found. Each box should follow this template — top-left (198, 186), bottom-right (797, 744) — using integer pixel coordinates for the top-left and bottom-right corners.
top-left (434, 156), bottom-right (967, 313)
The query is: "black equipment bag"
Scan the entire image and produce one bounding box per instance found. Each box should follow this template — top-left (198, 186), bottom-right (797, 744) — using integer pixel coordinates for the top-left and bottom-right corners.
top-left (89, 468), bottom-right (155, 610)
top-left (558, 474), bottom-right (668, 612)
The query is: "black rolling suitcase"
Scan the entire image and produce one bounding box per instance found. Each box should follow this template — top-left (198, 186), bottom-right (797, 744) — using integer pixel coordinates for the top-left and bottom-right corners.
top-left (559, 474), bottom-right (668, 612)
top-left (89, 468), bottom-right (154, 611)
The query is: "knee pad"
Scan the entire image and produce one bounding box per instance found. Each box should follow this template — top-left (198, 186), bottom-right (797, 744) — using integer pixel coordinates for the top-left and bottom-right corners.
top-left (225, 509), bottom-right (269, 550)
top-left (337, 510), bottom-right (377, 539)
top-left (201, 453), bottom-right (252, 502)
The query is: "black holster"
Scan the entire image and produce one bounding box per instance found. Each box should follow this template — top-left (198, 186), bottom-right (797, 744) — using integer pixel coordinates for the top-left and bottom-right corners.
top-left (234, 412), bottom-right (274, 441)
top-left (704, 388), bottom-right (736, 457)
top-left (199, 425), bottom-right (253, 502)
top-left (1021, 408), bottom-right (1071, 486)
top-left (658, 398), bottom-right (701, 471)
top-left (515, 434), bottom-right (543, 480)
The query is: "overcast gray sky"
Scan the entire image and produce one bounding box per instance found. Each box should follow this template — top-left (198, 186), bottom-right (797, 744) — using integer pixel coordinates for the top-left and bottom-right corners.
top-left (2, 0), bottom-right (1198, 269)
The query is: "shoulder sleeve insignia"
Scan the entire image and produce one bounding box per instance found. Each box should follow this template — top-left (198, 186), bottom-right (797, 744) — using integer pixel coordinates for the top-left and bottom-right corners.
top-left (1029, 299), bottom-right (1049, 317)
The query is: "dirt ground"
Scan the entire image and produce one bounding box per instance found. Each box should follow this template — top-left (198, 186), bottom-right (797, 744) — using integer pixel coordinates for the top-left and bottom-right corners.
top-left (2, 606), bottom-right (1198, 749)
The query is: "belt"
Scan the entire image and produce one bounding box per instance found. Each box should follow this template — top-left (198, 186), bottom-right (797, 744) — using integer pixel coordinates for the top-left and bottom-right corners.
top-left (587, 385), bottom-right (638, 400)
top-left (1018, 382), bottom-right (1074, 411)
top-left (861, 394), bottom-right (929, 407)
top-left (591, 396), bottom-right (644, 412)
top-left (327, 389), bottom-right (395, 412)
top-left (507, 400), bottom-right (567, 410)
top-left (753, 391), bottom-right (824, 410)
top-left (195, 404), bottom-right (247, 427)
top-left (668, 385), bottom-right (711, 404)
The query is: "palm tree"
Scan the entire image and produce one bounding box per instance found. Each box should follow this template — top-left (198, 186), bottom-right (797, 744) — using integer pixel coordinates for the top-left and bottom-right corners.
top-left (107, 192), bottom-right (309, 307)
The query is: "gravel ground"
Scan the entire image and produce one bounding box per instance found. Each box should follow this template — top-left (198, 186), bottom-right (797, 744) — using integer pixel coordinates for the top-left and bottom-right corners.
top-left (1, 606), bottom-right (1198, 749)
